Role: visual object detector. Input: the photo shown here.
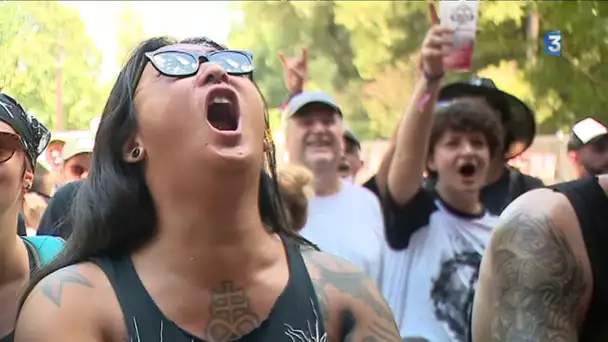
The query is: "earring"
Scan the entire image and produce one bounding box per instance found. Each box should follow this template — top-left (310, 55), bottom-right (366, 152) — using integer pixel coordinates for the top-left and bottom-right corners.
top-left (131, 147), bottom-right (141, 159)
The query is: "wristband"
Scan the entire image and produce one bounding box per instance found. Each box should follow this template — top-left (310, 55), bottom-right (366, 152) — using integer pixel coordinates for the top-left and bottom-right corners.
top-left (422, 70), bottom-right (444, 84)
top-left (417, 93), bottom-right (432, 112)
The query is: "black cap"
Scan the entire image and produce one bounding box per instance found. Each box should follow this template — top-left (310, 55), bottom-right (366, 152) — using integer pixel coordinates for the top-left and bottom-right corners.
top-left (343, 128), bottom-right (361, 150)
top-left (438, 77), bottom-right (536, 160)
top-left (0, 93), bottom-right (51, 169)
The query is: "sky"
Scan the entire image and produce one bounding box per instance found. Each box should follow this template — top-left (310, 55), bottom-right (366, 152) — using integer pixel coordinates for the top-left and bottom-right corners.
top-left (60, 1), bottom-right (236, 82)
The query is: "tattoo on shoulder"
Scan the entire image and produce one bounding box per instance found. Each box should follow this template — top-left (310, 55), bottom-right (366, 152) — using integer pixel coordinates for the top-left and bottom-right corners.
top-left (204, 281), bottom-right (261, 341)
top-left (41, 266), bottom-right (93, 307)
top-left (489, 211), bottom-right (587, 341)
top-left (302, 250), bottom-right (400, 341)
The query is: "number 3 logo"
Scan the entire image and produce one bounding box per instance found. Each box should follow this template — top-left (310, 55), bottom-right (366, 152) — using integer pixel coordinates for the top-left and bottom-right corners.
top-left (548, 35), bottom-right (561, 52)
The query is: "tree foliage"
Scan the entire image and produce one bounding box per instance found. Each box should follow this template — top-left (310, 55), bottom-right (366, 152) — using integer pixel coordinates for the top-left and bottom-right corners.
top-left (228, 1), bottom-right (608, 138)
top-left (115, 4), bottom-right (147, 68)
top-left (0, 1), bottom-right (105, 130)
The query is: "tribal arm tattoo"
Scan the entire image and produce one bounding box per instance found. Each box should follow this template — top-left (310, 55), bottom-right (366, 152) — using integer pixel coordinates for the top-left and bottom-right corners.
top-left (302, 248), bottom-right (401, 342)
top-left (40, 265), bottom-right (94, 307)
top-left (488, 210), bottom-right (587, 342)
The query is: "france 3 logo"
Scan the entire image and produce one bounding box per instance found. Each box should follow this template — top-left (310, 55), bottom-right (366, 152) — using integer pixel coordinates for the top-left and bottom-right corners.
top-left (544, 31), bottom-right (562, 57)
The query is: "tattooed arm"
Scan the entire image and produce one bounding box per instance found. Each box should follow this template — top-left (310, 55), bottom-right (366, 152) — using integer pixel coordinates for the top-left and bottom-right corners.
top-left (302, 248), bottom-right (401, 342)
top-left (15, 264), bottom-right (108, 341)
top-left (472, 189), bottom-right (592, 342)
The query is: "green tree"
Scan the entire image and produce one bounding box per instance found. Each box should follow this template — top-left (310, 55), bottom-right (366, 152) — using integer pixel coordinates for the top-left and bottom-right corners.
top-left (526, 1), bottom-right (608, 133)
top-left (227, 1), bottom-right (369, 137)
top-left (229, 1), bottom-right (608, 138)
top-left (334, 1), bottom-right (532, 137)
top-left (0, 1), bottom-right (105, 130)
top-left (115, 4), bottom-right (147, 68)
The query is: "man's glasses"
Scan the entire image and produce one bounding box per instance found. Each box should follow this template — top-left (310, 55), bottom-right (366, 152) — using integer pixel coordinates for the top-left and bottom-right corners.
top-left (0, 131), bottom-right (24, 163)
top-left (145, 49), bottom-right (253, 78)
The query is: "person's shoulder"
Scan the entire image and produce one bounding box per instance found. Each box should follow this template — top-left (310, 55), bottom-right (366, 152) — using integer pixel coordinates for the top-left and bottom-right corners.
top-left (345, 182), bottom-right (384, 209)
top-left (493, 188), bottom-right (579, 247)
top-left (500, 187), bottom-right (570, 226)
top-left (300, 247), bottom-right (400, 341)
top-left (16, 261), bottom-right (116, 341)
top-left (514, 169), bottom-right (544, 188)
top-left (54, 180), bottom-right (84, 199)
top-left (346, 181), bottom-right (379, 199)
top-left (477, 189), bottom-right (592, 340)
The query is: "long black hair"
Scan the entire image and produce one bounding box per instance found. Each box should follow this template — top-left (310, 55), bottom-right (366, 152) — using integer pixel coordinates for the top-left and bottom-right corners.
top-left (20, 36), bottom-right (316, 308)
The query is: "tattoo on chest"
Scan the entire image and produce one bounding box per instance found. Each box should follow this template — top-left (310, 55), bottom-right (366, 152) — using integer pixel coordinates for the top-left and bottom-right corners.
top-left (204, 281), bottom-right (261, 342)
top-left (41, 266), bottom-right (93, 307)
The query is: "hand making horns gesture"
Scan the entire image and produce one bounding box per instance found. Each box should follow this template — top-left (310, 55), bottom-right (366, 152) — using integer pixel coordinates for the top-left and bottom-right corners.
top-left (278, 47), bottom-right (308, 94)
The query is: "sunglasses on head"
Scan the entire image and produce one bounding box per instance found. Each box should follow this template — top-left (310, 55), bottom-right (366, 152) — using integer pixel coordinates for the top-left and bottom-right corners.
top-left (145, 49), bottom-right (254, 78)
top-left (0, 131), bottom-right (24, 164)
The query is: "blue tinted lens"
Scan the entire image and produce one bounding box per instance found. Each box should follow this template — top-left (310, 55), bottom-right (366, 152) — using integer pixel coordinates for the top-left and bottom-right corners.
top-left (209, 51), bottom-right (253, 75)
top-left (150, 51), bottom-right (198, 76)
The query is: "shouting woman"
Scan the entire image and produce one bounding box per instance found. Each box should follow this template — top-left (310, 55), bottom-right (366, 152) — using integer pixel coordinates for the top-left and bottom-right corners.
top-left (15, 37), bottom-right (399, 342)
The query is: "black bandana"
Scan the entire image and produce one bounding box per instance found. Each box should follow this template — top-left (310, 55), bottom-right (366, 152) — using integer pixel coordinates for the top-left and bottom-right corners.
top-left (0, 93), bottom-right (51, 169)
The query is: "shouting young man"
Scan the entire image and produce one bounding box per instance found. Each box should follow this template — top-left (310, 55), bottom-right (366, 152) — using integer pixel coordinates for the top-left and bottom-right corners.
top-left (379, 25), bottom-right (503, 342)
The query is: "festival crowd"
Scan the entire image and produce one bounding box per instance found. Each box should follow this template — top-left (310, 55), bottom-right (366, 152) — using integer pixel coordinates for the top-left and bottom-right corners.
top-left (0, 20), bottom-right (607, 342)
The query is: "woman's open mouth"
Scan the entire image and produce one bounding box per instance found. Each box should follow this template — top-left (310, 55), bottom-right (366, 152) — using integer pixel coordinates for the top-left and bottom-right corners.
top-left (205, 87), bottom-right (240, 133)
top-left (207, 98), bottom-right (238, 131)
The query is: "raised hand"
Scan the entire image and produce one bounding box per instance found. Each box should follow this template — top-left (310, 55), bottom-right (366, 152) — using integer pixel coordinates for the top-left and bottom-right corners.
top-left (420, 25), bottom-right (453, 79)
top-left (278, 47), bottom-right (308, 94)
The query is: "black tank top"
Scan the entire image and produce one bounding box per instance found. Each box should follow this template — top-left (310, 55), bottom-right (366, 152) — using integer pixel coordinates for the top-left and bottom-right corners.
top-left (552, 176), bottom-right (608, 341)
top-left (90, 235), bottom-right (326, 342)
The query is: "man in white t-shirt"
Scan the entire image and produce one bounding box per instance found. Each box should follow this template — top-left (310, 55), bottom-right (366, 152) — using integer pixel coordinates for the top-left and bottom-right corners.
top-left (283, 91), bottom-right (386, 285)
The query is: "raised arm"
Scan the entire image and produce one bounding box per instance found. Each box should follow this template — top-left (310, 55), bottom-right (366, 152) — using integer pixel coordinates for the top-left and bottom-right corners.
top-left (387, 25), bottom-right (452, 205)
top-left (472, 189), bottom-right (592, 342)
top-left (302, 249), bottom-right (401, 341)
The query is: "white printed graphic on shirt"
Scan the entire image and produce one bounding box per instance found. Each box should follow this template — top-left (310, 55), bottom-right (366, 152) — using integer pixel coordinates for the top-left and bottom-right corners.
top-left (284, 298), bottom-right (327, 342)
